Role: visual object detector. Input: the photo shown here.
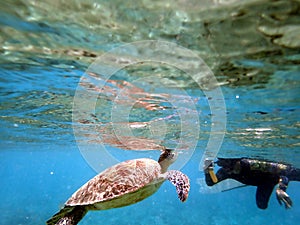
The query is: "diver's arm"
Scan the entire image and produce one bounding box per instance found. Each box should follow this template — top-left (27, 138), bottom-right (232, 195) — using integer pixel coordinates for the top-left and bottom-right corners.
top-left (287, 167), bottom-right (300, 182)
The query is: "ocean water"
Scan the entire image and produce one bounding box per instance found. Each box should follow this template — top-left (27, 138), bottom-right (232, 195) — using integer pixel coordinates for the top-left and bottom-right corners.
top-left (1, 0), bottom-right (299, 225)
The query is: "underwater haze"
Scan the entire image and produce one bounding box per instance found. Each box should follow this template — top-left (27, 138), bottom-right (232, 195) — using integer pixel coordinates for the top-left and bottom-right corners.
top-left (0, 0), bottom-right (300, 225)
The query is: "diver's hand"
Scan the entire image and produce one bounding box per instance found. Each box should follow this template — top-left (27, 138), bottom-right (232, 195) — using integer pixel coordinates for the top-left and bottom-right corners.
top-left (276, 188), bottom-right (293, 209)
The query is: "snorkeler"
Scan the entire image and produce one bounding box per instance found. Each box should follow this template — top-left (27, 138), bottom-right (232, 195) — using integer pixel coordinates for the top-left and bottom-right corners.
top-left (204, 158), bottom-right (300, 209)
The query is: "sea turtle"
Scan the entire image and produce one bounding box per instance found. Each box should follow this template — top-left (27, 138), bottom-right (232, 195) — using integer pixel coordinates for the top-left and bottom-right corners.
top-left (47, 149), bottom-right (190, 225)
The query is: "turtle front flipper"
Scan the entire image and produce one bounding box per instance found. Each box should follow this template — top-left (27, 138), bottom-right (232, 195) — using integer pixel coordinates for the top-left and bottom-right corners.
top-left (47, 206), bottom-right (87, 225)
top-left (166, 170), bottom-right (190, 202)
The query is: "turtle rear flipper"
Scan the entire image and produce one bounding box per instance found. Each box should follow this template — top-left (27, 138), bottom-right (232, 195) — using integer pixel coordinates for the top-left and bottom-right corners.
top-left (166, 170), bottom-right (190, 202)
top-left (47, 206), bottom-right (87, 225)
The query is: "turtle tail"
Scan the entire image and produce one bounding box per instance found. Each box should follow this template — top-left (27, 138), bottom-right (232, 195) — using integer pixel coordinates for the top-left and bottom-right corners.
top-left (46, 206), bottom-right (87, 225)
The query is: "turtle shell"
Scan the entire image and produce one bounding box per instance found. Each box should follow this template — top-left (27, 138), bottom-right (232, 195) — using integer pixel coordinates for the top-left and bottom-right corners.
top-left (65, 158), bottom-right (164, 210)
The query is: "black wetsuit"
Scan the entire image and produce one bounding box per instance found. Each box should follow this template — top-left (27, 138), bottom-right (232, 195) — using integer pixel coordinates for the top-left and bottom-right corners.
top-left (205, 158), bottom-right (300, 209)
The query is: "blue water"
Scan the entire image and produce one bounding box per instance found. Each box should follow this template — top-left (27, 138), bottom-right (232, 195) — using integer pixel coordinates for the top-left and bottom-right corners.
top-left (2, 143), bottom-right (300, 225)
top-left (1, 0), bottom-right (300, 225)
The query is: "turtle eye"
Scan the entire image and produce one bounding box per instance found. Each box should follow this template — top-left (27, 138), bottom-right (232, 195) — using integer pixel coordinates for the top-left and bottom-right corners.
top-left (168, 151), bottom-right (178, 161)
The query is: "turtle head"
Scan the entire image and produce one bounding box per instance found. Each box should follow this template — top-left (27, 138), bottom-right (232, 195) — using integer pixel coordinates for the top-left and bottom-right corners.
top-left (158, 148), bottom-right (178, 173)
